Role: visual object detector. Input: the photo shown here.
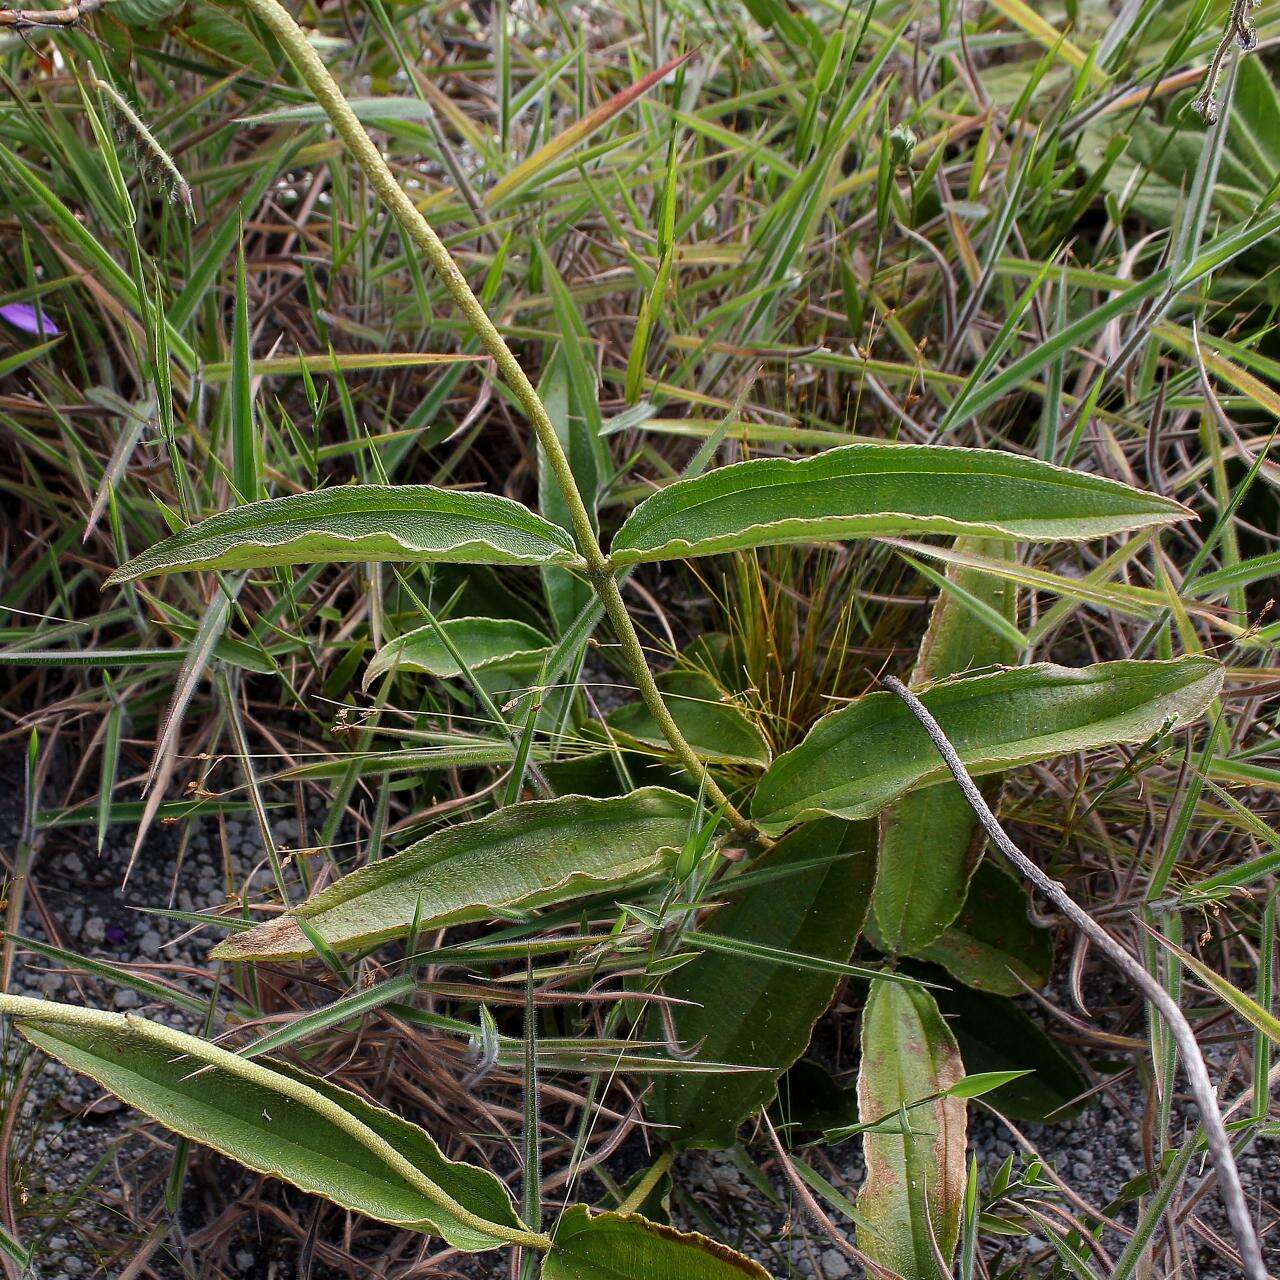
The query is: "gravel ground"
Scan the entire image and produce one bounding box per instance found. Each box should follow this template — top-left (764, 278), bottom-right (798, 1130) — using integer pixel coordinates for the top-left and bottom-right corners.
top-left (3, 745), bottom-right (1277, 1279)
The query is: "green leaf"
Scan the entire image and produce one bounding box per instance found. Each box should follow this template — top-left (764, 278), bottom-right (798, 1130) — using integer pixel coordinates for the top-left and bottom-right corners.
top-left (608, 671), bottom-right (771, 768)
top-left (1144, 924), bottom-right (1280, 1046)
top-left (943, 1071), bottom-right (1032, 1100)
top-left (364, 617), bottom-right (551, 688)
top-left (647, 819), bottom-right (874, 1148)
top-left (931, 976), bottom-right (1085, 1122)
top-left (874, 539), bottom-right (1021, 954)
top-left (753, 656), bottom-right (1222, 832)
top-left (857, 981), bottom-right (966, 1279)
top-left (608, 444), bottom-right (1188, 566)
top-left (0, 995), bottom-right (538, 1252)
top-left (212, 788), bottom-right (696, 961)
top-left (541, 1206), bottom-right (769, 1279)
top-left (911, 862), bottom-right (1053, 996)
top-left (538, 352), bottom-right (601, 634)
top-left (1081, 60), bottom-right (1280, 263)
top-left (106, 487), bottom-right (579, 584)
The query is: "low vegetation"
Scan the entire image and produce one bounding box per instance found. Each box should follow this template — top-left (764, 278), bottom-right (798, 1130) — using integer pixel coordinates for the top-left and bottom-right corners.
top-left (0, 0), bottom-right (1278, 1277)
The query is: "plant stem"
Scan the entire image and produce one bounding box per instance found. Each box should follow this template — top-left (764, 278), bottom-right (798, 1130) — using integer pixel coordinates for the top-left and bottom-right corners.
top-left (879, 674), bottom-right (1266, 1280)
top-left (240, 0), bottom-right (752, 835)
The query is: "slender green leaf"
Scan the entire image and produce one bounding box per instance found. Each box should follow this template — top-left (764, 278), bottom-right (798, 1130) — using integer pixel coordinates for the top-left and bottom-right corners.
top-left (874, 540), bottom-right (1020, 954)
top-left (541, 1206), bottom-right (768, 1279)
top-left (364, 617), bottom-right (551, 688)
top-left (857, 982), bottom-right (966, 1279)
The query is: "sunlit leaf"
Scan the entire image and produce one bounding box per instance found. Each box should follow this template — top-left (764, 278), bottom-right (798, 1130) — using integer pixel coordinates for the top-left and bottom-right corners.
top-left (213, 788), bottom-right (696, 961)
top-left (753, 657), bottom-right (1222, 832)
top-left (106, 487), bottom-right (579, 584)
top-left (608, 444), bottom-right (1188, 566)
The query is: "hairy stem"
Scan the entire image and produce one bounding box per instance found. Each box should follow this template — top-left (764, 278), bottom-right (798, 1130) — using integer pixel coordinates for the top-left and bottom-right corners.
top-left (880, 675), bottom-right (1266, 1280)
top-left (238, 0), bottom-right (752, 834)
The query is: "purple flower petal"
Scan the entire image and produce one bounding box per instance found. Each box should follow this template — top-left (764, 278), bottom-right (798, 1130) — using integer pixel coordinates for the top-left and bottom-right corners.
top-left (0, 302), bottom-right (59, 336)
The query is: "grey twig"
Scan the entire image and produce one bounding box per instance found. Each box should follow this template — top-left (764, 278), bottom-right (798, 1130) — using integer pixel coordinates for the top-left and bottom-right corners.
top-left (879, 674), bottom-right (1267, 1280)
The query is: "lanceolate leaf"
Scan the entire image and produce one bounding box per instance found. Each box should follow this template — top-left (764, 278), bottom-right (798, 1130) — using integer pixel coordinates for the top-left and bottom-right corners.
top-left (608, 444), bottom-right (1188, 566)
top-left (930, 976), bottom-right (1086, 1122)
top-left (609, 671), bottom-right (771, 768)
top-left (753, 656), bottom-right (1222, 832)
top-left (912, 862), bottom-right (1053, 996)
top-left (874, 540), bottom-right (1021, 954)
top-left (213, 789), bottom-right (696, 961)
top-left (541, 1206), bottom-right (769, 1279)
top-left (364, 617), bottom-right (551, 688)
top-left (0, 995), bottom-right (536, 1252)
top-left (106, 487), bottom-right (578, 584)
top-left (857, 981), bottom-right (966, 1279)
top-left (647, 819), bottom-right (874, 1148)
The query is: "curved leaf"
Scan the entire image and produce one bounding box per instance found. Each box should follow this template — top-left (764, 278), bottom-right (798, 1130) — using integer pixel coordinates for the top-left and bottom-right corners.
top-left (647, 819), bottom-right (874, 1148)
top-left (608, 444), bottom-right (1188, 566)
top-left (0, 995), bottom-right (533, 1252)
top-left (873, 540), bottom-right (1020, 954)
top-left (857, 982), bottom-right (966, 1279)
top-left (364, 616), bottom-right (551, 688)
top-left (213, 788), bottom-right (696, 961)
top-left (106, 486), bottom-right (578, 584)
top-left (753, 656), bottom-right (1222, 833)
top-left (912, 862), bottom-right (1053, 996)
top-left (609, 671), bottom-right (771, 768)
top-left (542, 1206), bottom-right (769, 1279)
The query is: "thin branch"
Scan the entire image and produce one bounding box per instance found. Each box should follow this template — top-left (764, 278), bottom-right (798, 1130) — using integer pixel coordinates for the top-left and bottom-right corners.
top-left (878, 674), bottom-right (1267, 1280)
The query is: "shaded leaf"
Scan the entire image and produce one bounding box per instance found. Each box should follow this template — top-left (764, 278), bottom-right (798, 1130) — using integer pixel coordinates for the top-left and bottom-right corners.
top-left (753, 657), bottom-right (1222, 832)
top-left (213, 789), bottom-right (696, 961)
top-left (930, 975), bottom-right (1085, 1122)
top-left (857, 982), bottom-right (966, 1279)
top-left (542, 1206), bottom-right (769, 1279)
top-left (609, 444), bottom-right (1188, 566)
top-left (874, 539), bottom-right (1020, 954)
top-left (0, 996), bottom-right (533, 1252)
top-left (538, 353), bottom-right (600, 634)
top-left (648, 819), bottom-right (874, 1148)
top-left (106, 486), bottom-right (578, 584)
top-left (912, 862), bottom-right (1053, 996)
top-left (364, 617), bottom-right (551, 688)
top-left (609, 671), bottom-right (771, 768)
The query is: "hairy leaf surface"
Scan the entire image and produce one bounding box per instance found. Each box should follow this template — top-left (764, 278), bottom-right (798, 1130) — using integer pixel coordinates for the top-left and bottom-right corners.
top-left (857, 982), bottom-right (966, 1279)
top-left (214, 789), bottom-right (696, 960)
top-left (107, 486), bottom-right (578, 583)
top-left (0, 996), bottom-right (528, 1251)
top-left (648, 819), bottom-right (874, 1148)
top-left (609, 444), bottom-right (1187, 565)
top-left (753, 657), bottom-right (1222, 832)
